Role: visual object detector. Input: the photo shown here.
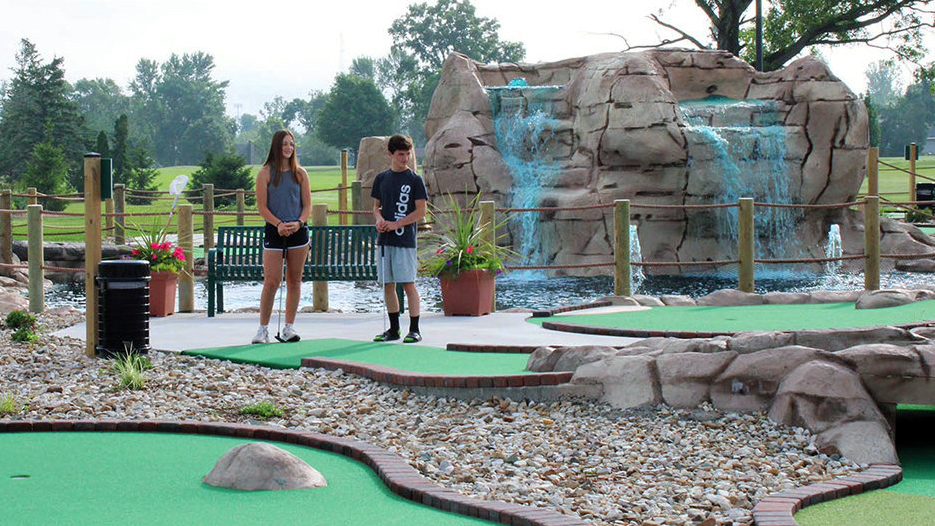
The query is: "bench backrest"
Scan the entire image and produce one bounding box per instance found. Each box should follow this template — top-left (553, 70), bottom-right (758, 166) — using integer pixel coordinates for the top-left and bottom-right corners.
top-left (215, 225), bottom-right (378, 281)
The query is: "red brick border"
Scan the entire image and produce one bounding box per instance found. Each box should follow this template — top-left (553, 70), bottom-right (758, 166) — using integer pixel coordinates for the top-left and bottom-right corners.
top-left (0, 419), bottom-right (586, 526)
top-left (300, 357), bottom-right (573, 388)
top-left (752, 464), bottom-right (902, 525)
top-left (446, 344), bottom-right (541, 354)
top-left (531, 300), bottom-right (612, 318)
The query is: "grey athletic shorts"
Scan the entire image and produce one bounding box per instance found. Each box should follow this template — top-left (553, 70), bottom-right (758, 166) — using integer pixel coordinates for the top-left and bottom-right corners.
top-left (376, 245), bottom-right (417, 284)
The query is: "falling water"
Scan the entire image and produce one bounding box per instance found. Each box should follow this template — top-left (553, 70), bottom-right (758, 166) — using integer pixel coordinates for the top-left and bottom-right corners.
top-left (487, 79), bottom-right (564, 278)
top-left (630, 223), bottom-right (645, 292)
top-left (823, 223), bottom-right (845, 284)
top-left (681, 97), bottom-right (798, 258)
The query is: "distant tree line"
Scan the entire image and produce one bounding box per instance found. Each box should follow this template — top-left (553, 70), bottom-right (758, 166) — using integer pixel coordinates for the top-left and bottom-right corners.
top-left (863, 61), bottom-right (935, 156)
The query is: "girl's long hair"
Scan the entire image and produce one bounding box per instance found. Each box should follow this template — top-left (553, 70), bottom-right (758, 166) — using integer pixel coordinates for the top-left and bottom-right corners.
top-left (264, 130), bottom-right (300, 186)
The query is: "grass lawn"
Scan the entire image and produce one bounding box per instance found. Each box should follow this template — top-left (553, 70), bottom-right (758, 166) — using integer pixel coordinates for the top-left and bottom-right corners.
top-left (859, 155), bottom-right (935, 200)
top-left (16, 165), bottom-right (351, 242)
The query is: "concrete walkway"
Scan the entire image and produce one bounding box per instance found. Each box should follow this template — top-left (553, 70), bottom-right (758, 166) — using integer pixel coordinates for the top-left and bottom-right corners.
top-left (55, 312), bottom-right (640, 352)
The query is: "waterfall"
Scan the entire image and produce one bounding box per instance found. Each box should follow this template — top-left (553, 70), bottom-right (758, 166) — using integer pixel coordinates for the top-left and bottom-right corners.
top-left (680, 96), bottom-right (798, 259)
top-left (630, 223), bottom-right (645, 292)
top-left (824, 223), bottom-right (843, 275)
top-left (487, 80), bottom-right (563, 278)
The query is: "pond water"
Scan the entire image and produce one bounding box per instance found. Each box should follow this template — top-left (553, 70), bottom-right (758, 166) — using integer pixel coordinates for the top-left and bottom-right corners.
top-left (44, 269), bottom-right (935, 313)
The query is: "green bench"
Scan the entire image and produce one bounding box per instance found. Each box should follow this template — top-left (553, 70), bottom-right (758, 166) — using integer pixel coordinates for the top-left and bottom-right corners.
top-left (207, 224), bottom-right (383, 317)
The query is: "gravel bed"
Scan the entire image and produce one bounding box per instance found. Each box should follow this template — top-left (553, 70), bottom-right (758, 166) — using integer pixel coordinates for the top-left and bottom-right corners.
top-left (0, 307), bottom-right (864, 526)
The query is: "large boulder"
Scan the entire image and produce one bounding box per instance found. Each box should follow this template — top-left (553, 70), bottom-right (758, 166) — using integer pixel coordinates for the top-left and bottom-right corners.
top-left (572, 355), bottom-right (661, 409)
top-left (855, 289), bottom-right (916, 310)
top-left (815, 421), bottom-right (898, 465)
top-left (203, 442), bottom-right (327, 490)
top-left (657, 351), bottom-right (737, 408)
top-left (355, 136), bottom-right (419, 225)
top-left (526, 345), bottom-right (620, 372)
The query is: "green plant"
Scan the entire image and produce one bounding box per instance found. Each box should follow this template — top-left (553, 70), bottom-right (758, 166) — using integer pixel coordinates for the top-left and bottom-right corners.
top-left (239, 401), bottom-right (284, 419)
top-left (11, 326), bottom-right (38, 343)
top-left (421, 192), bottom-right (513, 277)
top-left (5, 309), bottom-right (37, 330)
top-left (0, 393), bottom-right (24, 415)
top-left (126, 218), bottom-right (186, 273)
top-left (111, 349), bottom-right (151, 390)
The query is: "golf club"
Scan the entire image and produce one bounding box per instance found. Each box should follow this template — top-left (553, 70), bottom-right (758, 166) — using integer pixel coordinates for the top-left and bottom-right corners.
top-left (381, 243), bottom-right (387, 335)
top-left (274, 245), bottom-right (287, 343)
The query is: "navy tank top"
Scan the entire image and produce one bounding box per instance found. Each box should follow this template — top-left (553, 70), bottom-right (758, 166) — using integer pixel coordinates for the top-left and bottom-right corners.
top-left (266, 168), bottom-right (302, 222)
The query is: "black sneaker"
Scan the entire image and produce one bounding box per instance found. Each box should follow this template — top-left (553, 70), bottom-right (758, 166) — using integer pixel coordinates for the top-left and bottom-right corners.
top-left (373, 329), bottom-right (400, 342)
top-left (403, 331), bottom-right (422, 343)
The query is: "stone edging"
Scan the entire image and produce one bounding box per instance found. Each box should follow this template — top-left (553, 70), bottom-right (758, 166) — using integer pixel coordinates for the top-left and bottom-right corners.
top-left (299, 356), bottom-right (573, 388)
top-left (540, 319), bottom-right (935, 339)
top-left (446, 343), bottom-right (540, 353)
top-left (0, 419), bottom-right (585, 526)
top-left (752, 464), bottom-right (902, 526)
top-left (532, 301), bottom-right (612, 318)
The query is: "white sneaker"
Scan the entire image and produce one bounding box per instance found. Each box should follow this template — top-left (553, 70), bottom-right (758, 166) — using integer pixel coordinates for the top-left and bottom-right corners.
top-left (281, 325), bottom-right (300, 343)
top-left (251, 326), bottom-right (269, 344)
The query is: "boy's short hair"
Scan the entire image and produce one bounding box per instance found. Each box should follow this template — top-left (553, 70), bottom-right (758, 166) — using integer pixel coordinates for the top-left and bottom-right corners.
top-left (387, 134), bottom-right (412, 153)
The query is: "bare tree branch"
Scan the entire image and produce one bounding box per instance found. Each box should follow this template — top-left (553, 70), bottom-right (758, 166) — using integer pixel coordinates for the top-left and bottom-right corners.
top-left (648, 14), bottom-right (711, 49)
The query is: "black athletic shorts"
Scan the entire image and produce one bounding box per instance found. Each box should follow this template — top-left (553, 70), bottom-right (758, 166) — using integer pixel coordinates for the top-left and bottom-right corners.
top-left (263, 222), bottom-right (309, 250)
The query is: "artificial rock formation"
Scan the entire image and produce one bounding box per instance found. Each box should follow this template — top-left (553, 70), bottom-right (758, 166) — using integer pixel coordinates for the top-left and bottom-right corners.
top-left (355, 136), bottom-right (419, 225)
top-left (423, 50), bottom-right (872, 275)
top-left (203, 442), bottom-right (327, 491)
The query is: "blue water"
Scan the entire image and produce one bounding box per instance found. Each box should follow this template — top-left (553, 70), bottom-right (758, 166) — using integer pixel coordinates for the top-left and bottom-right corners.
top-left (487, 83), bottom-right (564, 278)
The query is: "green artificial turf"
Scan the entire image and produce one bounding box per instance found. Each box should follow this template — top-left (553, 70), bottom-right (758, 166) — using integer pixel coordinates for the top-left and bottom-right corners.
top-left (0, 432), bottom-right (492, 526)
top-left (795, 491), bottom-right (935, 526)
top-left (529, 301), bottom-right (935, 333)
top-left (183, 338), bottom-right (532, 375)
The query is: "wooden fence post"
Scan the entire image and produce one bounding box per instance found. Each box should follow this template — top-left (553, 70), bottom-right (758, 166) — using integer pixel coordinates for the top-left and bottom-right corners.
top-left (27, 204), bottom-right (43, 313)
top-left (480, 200), bottom-right (496, 312)
top-left (27, 187), bottom-right (37, 206)
top-left (203, 183), bottom-right (215, 251)
top-left (864, 196), bottom-right (880, 291)
top-left (312, 203), bottom-right (328, 311)
top-left (738, 198), bottom-right (755, 293)
top-left (178, 203), bottom-right (194, 312)
top-left (236, 189), bottom-right (245, 226)
top-left (105, 196), bottom-right (114, 237)
top-left (909, 142), bottom-right (918, 203)
top-left (351, 181), bottom-right (362, 226)
top-left (114, 184), bottom-right (125, 245)
top-left (0, 189), bottom-right (12, 265)
top-left (614, 199), bottom-right (631, 296)
top-left (867, 147), bottom-right (879, 197)
top-left (340, 149), bottom-right (349, 226)
top-left (83, 153), bottom-right (102, 357)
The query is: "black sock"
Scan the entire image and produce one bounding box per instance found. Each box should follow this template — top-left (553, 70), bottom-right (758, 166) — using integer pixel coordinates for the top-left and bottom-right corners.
top-left (409, 315), bottom-right (420, 333)
top-left (389, 312), bottom-right (400, 333)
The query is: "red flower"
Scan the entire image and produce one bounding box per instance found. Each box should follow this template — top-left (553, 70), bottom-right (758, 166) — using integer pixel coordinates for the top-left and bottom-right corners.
top-left (130, 248), bottom-right (139, 255)
top-left (466, 245), bottom-right (473, 253)
top-left (435, 247), bottom-right (444, 254)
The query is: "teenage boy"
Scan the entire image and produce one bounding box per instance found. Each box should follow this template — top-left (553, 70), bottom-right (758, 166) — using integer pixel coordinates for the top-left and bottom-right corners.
top-left (371, 135), bottom-right (428, 342)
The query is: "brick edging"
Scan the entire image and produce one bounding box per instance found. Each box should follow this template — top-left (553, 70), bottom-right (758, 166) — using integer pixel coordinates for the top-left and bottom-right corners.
top-left (531, 300), bottom-right (612, 318)
top-left (300, 356), bottom-right (573, 388)
top-left (0, 419), bottom-right (586, 526)
top-left (446, 343), bottom-right (541, 353)
top-left (540, 319), bottom-right (935, 339)
top-left (752, 464), bottom-right (902, 526)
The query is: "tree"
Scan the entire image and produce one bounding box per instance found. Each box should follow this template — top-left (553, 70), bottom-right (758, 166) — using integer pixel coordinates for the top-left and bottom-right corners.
top-left (73, 78), bottom-right (129, 139)
top-left (384, 0), bottom-right (525, 142)
top-left (865, 60), bottom-right (904, 108)
top-left (0, 39), bottom-right (86, 182)
top-left (350, 56), bottom-right (377, 81)
top-left (95, 130), bottom-right (110, 159)
top-left (317, 74), bottom-right (394, 151)
top-left (124, 146), bottom-right (159, 205)
top-left (188, 151), bottom-right (254, 207)
top-left (864, 95), bottom-right (882, 147)
top-left (112, 114), bottom-right (130, 183)
top-left (878, 77), bottom-right (935, 156)
top-left (22, 128), bottom-right (70, 211)
top-left (632, 0), bottom-right (933, 71)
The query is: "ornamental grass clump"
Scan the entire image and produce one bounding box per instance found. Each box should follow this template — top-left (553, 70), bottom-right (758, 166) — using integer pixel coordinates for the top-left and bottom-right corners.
top-left (111, 348), bottom-right (152, 391)
top-left (422, 193), bottom-right (512, 277)
top-left (0, 393), bottom-right (25, 416)
top-left (239, 401), bottom-right (284, 419)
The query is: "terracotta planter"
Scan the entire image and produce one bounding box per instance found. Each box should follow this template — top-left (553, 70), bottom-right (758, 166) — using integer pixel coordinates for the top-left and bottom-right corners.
top-left (439, 269), bottom-right (495, 316)
top-left (149, 270), bottom-right (178, 317)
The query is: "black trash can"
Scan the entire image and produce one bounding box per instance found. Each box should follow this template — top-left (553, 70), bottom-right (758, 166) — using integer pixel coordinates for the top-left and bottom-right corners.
top-left (917, 183), bottom-right (935, 210)
top-left (96, 260), bottom-right (151, 357)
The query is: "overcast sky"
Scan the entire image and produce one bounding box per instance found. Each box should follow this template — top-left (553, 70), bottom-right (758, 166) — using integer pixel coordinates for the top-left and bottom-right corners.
top-left (0, 0), bottom-right (926, 118)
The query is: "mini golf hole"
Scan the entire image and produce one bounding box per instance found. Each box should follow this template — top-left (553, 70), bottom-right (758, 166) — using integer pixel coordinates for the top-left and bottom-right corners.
top-left (11, 474), bottom-right (30, 480)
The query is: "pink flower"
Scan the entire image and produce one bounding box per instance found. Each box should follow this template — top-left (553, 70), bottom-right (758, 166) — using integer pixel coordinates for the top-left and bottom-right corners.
top-left (151, 254), bottom-right (156, 260)
top-left (435, 247), bottom-right (444, 254)
top-left (466, 245), bottom-right (474, 253)
top-left (150, 242), bottom-right (159, 249)
top-left (130, 248), bottom-right (140, 255)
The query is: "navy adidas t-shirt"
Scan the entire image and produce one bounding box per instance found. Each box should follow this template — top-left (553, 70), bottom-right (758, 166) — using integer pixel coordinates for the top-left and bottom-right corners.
top-left (371, 168), bottom-right (428, 248)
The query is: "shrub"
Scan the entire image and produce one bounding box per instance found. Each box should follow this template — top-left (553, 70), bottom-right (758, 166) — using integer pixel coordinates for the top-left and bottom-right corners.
top-left (11, 327), bottom-right (38, 343)
top-left (0, 393), bottom-right (25, 415)
top-left (5, 309), bottom-right (37, 330)
top-left (188, 151), bottom-right (254, 207)
top-left (239, 401), bottom-right (284, 419)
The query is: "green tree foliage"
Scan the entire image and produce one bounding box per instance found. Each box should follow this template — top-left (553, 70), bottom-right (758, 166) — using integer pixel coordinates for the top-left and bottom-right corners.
top-left (382, 0), bottom-right (525, 142)
top-left (317, 74), bottom-right (394, 151)
top-left (112, 114), bottom-right (130, 183)
top-left (124, 146), bottom-right (159, 205)
top-left (863, 95), bottom-right (882, 147)
top-left (878, 77), bottom-right (935, 156)
top-left (650, 1), bottom-right (932, 71)
top-left (95, 130), bottom-right (110, 159)
top-left (0, 39), bottom-right (86, 182)
top-left (298, 133), bottom-right (340, 166)
top-left (23, 128), bottom-right (70, 211)
top-left (188, 151), bottom-right (254, 207)
top-left (73, 78), bottom-right (129, 141)
top-left (128, 52), bottom-right (235, 166)
top-left (865, 60), bottom-right (904, 109)
top-left (350, 56), bottom-right (377, 81)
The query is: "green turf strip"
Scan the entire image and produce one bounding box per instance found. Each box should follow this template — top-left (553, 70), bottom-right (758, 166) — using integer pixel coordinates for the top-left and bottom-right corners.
top-left (528, 301), bottom-right (935, 333)
top-left (795, 490), bottom-right (935, 526)
top-left (0, 432), bottom-right (492, 526)
top-left (183, 338), bottom-right (532, 375)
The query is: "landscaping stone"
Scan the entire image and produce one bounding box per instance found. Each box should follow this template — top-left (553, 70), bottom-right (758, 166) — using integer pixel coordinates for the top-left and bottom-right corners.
top-left (696, 289), bottom-right (765, 306)
top-left (572, 355), bottom-right (661, 409)
top-left (632, 294), bottom-right (665, 307)
top-left (203, 442), bottom-right (327, 490)
top-left (727, 332), bottom-right (795, 355)
top-left (627, 337), bottom-right (730, 354)
top-left (0, 290), bottom-right (28, 315)
top-left (657, 351), bottom-right (737, 408)
top-left (855, 289), bottom-right (916, 309)
top-left (553, 346), bottom-right (621, 372)
top-left (762, 292), bottom-right (811, 304)
top-left (793, 327), bottom-right (925, 352)
top-left (815, 421), bottom-right (898, 465)
top-left (808, 290), bottom-right (862, 303)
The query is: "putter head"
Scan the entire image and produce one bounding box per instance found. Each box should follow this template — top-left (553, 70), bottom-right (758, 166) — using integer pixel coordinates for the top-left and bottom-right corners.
top-left (274, 334), bottom-right (286, 343)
